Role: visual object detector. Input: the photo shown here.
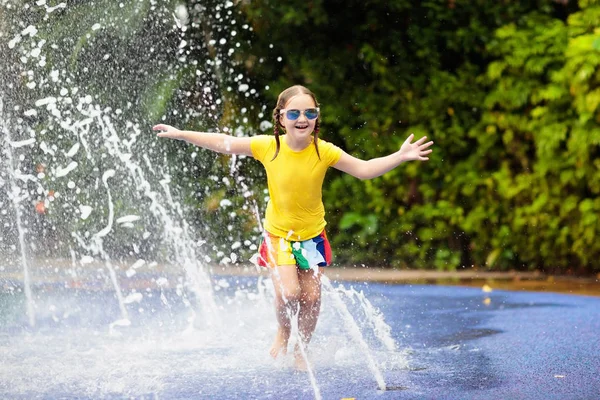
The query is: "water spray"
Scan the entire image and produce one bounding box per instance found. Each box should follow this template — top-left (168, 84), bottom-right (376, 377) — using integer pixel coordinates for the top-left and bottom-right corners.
top-left (1, 98), bottom-right (36, 327)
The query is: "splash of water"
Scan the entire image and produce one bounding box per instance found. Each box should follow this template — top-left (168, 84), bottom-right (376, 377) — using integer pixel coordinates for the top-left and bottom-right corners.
top-left (336, 284), bottom-right (398, 352)
top-left (0, 0), bottom-right (247, 330)
top-left (290, 308), bottom-right (322, 400)
top-left (1, 99), bottom-right (36, 327)
top-left (322, 275), bottom-right (387, 390)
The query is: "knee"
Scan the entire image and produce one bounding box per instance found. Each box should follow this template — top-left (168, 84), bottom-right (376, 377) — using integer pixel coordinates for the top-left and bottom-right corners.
top-left (281, 287), bottom-right (301, 303)
top-left (300, 290), bottom-right (321, 308)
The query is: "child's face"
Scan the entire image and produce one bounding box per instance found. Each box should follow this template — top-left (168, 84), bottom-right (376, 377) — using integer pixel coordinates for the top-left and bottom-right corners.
top-left (280, 94), bottom-right (318, 142)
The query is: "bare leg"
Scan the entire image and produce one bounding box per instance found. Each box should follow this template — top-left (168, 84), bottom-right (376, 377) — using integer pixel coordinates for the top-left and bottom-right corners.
top-left (294, 267), bottom-right (323, 370)
top-left (269, 265), bottom-right (301, 359)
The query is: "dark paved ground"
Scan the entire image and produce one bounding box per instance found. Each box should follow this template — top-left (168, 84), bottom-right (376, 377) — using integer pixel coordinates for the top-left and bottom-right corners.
top-left (0, 272), bottom-right (599, 399)
top-left (373, 284), bottom-right (600, 400)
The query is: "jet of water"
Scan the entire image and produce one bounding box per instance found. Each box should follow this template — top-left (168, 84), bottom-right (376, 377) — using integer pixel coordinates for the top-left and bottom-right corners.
top-left (322, 275), bottom-right (387, 391)
top-left (1, 98), bottom-right (36, 327)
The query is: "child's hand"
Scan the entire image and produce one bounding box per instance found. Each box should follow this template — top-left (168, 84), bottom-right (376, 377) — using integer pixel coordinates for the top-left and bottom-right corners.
top-left (400, 134), bottom-right (434, 161)
top-left (153, 124), bottom-right (183, 140)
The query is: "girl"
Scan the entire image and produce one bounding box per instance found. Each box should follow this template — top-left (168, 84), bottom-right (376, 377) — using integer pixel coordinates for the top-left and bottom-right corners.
top-left (153, 85), bottom-right (433, 369)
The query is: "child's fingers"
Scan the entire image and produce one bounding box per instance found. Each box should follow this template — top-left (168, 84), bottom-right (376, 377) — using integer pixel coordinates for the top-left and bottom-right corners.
top-left (152, 124), bottom-right (169, 131)
top-left (414, 136), bottom-right (428, 145)
top-left (421, 141), bottom-right (434, 149)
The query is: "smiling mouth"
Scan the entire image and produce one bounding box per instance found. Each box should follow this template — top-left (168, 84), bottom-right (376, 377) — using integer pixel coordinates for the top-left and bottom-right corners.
top-left (295, 124), bottom-right (309, 129)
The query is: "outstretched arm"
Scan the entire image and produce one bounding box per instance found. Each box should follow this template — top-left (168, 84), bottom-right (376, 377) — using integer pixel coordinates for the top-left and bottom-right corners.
top-left (333, 134), bottom-right (433, 180)
top-left (153, 124), bottom-right (253, 156)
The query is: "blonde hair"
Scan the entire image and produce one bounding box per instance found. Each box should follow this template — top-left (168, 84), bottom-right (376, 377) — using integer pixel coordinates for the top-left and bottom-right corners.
top-left (271, 85), bottom-right (321, 161)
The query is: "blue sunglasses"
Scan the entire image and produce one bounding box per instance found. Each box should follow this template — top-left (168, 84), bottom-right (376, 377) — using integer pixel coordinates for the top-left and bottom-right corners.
top-left (280, 107), bottom-right (320, 120)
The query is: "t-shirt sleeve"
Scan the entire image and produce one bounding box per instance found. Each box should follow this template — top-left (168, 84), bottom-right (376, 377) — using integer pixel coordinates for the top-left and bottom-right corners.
top-left (319, 139), bottom-right (343, 166)
top-left (250, 135), bottom-right (274, 163)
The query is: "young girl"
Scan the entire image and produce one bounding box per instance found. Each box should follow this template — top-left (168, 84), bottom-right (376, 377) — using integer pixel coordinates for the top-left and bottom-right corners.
top-left (153, 85), bottom-right (433, 369)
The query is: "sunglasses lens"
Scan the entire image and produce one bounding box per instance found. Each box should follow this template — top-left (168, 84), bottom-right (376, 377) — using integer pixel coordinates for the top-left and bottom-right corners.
top-left (286, 110), bottom-right (301, 120)
top-left (305, 108), bottom-right (319, 120)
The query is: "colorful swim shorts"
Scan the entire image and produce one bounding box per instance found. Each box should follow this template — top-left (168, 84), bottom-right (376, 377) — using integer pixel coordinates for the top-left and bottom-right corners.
top-left (257, 231), bottom-right (332, 270)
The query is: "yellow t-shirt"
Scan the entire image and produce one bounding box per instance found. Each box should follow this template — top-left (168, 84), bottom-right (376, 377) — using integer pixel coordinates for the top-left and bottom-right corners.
top-left (250, 135), bottom-right (343, 241)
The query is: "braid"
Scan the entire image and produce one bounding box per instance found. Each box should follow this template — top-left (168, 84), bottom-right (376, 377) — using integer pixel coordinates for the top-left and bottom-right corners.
top-left (271, 111), bottom-right (281, 161)
top-left (313, 119), bottom-right (321, 160)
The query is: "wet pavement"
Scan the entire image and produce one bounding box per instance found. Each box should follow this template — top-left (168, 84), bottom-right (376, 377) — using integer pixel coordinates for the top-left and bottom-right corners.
top-left (374, 284), bottom-right (600, 400)
top-left (0, 272), bottom-right (599, 399)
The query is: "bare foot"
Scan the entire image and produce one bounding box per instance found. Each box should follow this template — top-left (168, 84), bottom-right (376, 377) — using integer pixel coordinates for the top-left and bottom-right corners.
top-left (269, 327), bottom-right (289, 359)
top-left (293, 344), bottom-right (309, 372)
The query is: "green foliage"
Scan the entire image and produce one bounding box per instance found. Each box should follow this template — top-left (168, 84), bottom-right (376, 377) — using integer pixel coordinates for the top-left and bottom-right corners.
top-left (339, 211), bottom-right (378, 246)
top-left (471, 3), bottom-right (600, 273)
